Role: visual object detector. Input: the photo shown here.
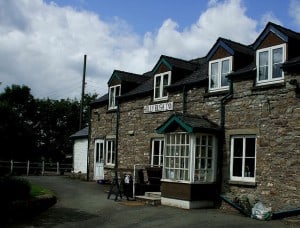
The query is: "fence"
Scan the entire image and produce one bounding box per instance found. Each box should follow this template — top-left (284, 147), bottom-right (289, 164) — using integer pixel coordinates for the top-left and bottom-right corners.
top-left (0, 160), bottom-right (73, 176)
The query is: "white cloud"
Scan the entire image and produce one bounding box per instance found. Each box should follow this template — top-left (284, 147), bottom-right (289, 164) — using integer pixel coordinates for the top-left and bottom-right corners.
top-left (260, 12), bottom-right (282, 28)
top-left (0, 0), bottom-right (259, 99)
top-left (289, 0), bottom-right (300, 28)
top-left (143, 0), bottom-right (258, 61)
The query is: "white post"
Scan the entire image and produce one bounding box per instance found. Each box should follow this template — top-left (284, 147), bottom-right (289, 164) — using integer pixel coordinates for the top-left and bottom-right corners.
top-left (42, 161), bottom-right (45, 176)
top-left (10, 160), bottom-right (13, 174)
top-left (133, 164), bottom-right (136, 199)
top-left (57, 162), bottom-right (59, 175)
top-left (27, 160), bottom-right (30, 176)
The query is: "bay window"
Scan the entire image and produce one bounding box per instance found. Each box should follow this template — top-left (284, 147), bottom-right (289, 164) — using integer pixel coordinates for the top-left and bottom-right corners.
top-left (257, 44), bottom-right (285, 84)
top-left (163, 132), bottom-right (217, 183)
top-left (194, 134), bottom-right (215, 183)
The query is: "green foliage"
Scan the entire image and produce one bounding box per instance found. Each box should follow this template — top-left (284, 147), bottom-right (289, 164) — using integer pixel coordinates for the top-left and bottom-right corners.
top-left (0, 176), bottom-right (31, 201)
top-left (30, 183), bottom-right (53, 197)
top-left (0, 84), bottom-right (97, 162)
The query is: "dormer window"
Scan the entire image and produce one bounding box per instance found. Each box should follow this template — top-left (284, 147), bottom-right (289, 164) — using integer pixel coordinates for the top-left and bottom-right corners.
top-left (209, 57), bottom-right (232, 91)
top-left (108, 85), bottom-right (121, 110)
top-left (256, 44), bottom-right (286, 84)
top-left (154, 71), bottom-right (171, 101)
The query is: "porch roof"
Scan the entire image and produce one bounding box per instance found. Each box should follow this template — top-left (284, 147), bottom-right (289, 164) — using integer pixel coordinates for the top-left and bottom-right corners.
top-left (156, 113), bottom-right (220, 134)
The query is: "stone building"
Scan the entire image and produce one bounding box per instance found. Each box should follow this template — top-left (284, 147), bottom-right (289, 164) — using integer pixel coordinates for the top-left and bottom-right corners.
top-left (88, 22), bottom-right (300, 210)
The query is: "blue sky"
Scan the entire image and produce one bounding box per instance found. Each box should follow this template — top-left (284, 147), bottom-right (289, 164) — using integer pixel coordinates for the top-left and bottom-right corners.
top-left (1, 0), bottom-right (300, 99)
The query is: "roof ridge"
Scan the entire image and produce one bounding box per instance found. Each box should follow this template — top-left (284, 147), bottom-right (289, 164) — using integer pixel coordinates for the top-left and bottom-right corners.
top-left (267, 21), bottom-right (300, 36)
top-left (218, 37), bottom-right (252, 48)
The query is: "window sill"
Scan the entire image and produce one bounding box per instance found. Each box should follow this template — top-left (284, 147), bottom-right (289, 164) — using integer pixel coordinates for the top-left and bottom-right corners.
top-left (161, 179), bottom-right (216, 185)
top-left (106, 109), bottom-right (117, 113)
top-left (228, 180), bottom-right (257, 187)
top-left (204, 89), bottom-right (229, 98)
top-left (252, 81), bottom-right (285, 91)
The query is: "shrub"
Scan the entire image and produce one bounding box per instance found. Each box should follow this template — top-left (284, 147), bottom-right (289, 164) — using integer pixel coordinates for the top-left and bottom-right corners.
top-left (0, 176), bottom-right (31, 201)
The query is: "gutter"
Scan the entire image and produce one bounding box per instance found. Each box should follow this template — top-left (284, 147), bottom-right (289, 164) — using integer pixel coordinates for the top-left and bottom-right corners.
top-left (219, 194), bottom-right (249, 216)
top-left (220, 194), bottom-right (300, 220)
top-left (272, 208), bottom-right (300, 219)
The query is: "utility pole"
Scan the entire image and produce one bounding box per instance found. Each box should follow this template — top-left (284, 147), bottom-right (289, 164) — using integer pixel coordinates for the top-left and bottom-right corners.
top-left (79, 54), bottom-right (87, 130)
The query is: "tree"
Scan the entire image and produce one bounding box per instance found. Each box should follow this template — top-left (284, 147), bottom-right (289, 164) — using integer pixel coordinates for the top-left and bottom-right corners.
top-left (0, 84), bottom-right (97, 162)
top-left (0, 85), bottom-right (37, 161)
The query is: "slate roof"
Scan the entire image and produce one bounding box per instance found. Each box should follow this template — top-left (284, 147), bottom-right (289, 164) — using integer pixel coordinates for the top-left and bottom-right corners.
top-left (119, 55), bottom-right (199, 100)
top-left (156, 55), bottom-right (198, 71)
top-left (90, 22), bottom-right (300, 107)
top-left (156, 113), bottom-right (220, 134)
top-left (108, 70), bottom-right (150, 85)
top-left (220, 38), bottom-right (254, 56)
top-left (227, 62), bottom-right (256, 79)
top-left (70, 126), bottom-right (89, 139)
top-left (90, 93), bottom-right (108, 106)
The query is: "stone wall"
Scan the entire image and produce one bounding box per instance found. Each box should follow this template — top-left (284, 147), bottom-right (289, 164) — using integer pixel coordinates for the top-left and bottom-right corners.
top-left (223, 73), bottom-right (300, 211)
top-left (89, 72), bottom-right (299, 210)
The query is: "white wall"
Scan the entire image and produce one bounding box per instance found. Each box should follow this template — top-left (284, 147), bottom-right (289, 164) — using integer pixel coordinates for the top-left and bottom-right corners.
top-left (73, 138), bottom-right (88, 173)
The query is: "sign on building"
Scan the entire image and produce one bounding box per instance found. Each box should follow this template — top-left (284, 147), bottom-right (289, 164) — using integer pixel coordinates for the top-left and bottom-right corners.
top-left (144, 102), bottom-right (174, 113)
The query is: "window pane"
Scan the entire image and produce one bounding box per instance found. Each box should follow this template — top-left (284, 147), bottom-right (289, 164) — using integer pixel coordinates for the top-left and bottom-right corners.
top-left (245, 158), bottom-right (255, 177)
top-left (154, 76), bottom-right (161, 98)
top-left (272, 48), bottom-right (283, 79)
top-left (153, 156), bottom-right (159, 166)
top-left (163, 74), bottom-right (169, 86)
top-left (210, 62), bottom-right (219, 88)
top-left (273, 48), bottom-right (283, 64)
top-left (245, 138), bottom-right (255, 157)
top-left (115, 86), bottom-right (120, 96)
top-left (154, 141), bottom-right (160, 156)
top-left (221, 60), bottom-right (229, 87)
top-left (233, 138), bottom-right (243, 157)
top-left (259, 51), bottom-right (268, 80)
top-left (233, 158), bottom-right (242, 177)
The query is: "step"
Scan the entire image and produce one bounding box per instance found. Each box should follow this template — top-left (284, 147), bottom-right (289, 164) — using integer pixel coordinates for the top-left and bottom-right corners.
top-left (135, 195), bottom-right (161, 206)
top-left (145, 192), bottom-right (161, 198)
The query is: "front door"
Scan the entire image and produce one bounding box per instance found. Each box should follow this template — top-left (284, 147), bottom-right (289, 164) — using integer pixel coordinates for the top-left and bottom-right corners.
top-left (94, 139), bottom-right (105, 180)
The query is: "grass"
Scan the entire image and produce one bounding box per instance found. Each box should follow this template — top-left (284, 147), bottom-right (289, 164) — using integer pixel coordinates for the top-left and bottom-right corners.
top-left (30, 183), bottom-right (54, 197)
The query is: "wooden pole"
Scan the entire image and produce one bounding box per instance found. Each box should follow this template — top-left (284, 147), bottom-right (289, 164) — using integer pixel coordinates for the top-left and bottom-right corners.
top-left (79, 54), bottom-right (87, 130)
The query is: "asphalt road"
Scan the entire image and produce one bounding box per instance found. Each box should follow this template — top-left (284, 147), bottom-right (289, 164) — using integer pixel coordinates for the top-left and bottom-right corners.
top-left (10, 176), bottom-right (295, 228)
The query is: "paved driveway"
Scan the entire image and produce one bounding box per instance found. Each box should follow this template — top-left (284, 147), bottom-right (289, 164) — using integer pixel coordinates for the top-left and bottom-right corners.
top-left (12, 176), bottom-right (293, 227)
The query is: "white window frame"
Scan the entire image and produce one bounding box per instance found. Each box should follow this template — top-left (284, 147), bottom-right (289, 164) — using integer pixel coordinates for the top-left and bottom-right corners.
top-left (162, 132), bottom-right (217, 184)
top-left (256, 44), bottom-right (286, 85)
top-left (108, 85), bottom-right (121, 110)
top-left (230, 135), bottom-right (256, 183)
top-left (209, 56), bottom-right (232, 92)
top-left (153, 71), bottom-right (171, 101)
top-left (193, 134), bottom-right (217, 183)
top-left (151, 138), bottom-right (164, 167)
top-left (105, 139), bottom-right (115, 166)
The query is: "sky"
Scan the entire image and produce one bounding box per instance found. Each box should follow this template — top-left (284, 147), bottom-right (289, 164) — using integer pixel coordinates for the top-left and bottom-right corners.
top-left (1, 0), bottom-right (300, 99)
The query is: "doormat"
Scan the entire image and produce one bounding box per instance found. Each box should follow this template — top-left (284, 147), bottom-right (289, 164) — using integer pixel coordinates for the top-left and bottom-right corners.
top-left (119, 201), bottom-right (145, 206)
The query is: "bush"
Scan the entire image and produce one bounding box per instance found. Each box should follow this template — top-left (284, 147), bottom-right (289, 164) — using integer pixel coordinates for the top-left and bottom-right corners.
top-left (0, 176), bottom-right (31, 201)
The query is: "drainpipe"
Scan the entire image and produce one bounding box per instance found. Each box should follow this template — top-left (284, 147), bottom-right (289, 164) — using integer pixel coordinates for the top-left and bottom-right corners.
top-left (114, 99), bottom-right (120, 177)
top-left (218, 79), bottom-right (233, 203)
top-left (220, 79), bottom-right (233, 129)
